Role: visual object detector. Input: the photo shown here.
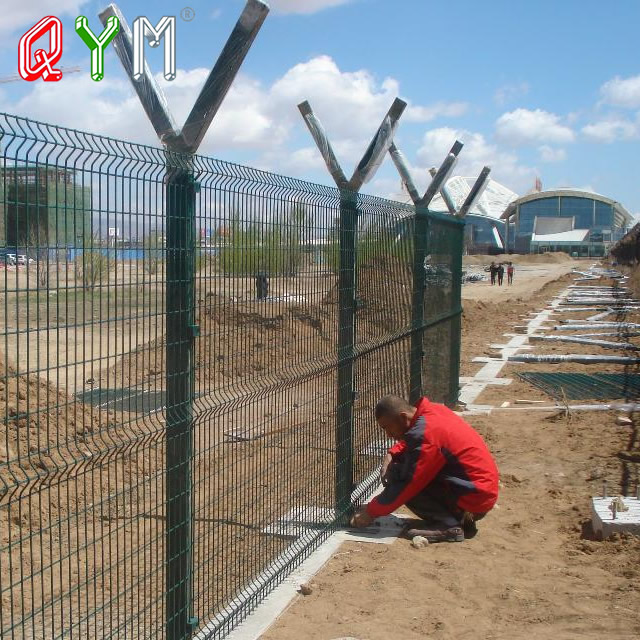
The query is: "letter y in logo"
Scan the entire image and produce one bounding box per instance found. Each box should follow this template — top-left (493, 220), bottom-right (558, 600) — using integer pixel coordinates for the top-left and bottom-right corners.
top-left (18, 16), bottom-right (63, 82)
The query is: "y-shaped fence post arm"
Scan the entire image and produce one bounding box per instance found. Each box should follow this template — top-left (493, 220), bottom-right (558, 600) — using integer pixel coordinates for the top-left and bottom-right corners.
top-left (389, 143), bottom-right (421, 204)
top-left (99, 4), bottom-right (179, 146)
top-left (297, 98), bottom-right (406, 522)
top-left (100, 2), bottom-right (269, 638)
top-left (428, 167), bottom-right (457, 214)
top-left (457, 166), bottom-right (491, 219)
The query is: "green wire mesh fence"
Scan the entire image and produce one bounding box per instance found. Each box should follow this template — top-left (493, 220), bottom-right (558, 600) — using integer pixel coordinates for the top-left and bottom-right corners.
top-left (0, 113), bottom-right (463, 639)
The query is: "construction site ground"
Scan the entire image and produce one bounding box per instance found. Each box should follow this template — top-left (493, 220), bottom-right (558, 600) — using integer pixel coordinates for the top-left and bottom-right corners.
top-left (262, 258), bottom-right (640, 640)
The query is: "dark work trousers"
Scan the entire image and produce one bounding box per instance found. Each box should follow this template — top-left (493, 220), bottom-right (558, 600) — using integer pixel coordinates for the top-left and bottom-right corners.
top-left (405, 482), bottom-right (465, 528)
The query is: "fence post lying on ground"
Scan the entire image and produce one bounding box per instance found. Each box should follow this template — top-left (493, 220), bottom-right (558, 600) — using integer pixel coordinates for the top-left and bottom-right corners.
top-left (298, 97), bottom-right (406, 521)
top-left (508, 354), bottom-right (640, 365)
top-left (101, 2), bottom-right (269, 638)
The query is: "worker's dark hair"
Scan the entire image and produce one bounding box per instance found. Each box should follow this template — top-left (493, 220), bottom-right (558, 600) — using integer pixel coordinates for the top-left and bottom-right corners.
top-left (374, 395), bottom-right (415, 419)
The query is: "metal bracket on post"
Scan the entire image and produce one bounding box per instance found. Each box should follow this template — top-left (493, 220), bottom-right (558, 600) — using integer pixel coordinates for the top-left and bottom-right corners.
top-left (298, 97), bottom-right (407, 521)
top-left (100, 2), bottom-right (269, 638)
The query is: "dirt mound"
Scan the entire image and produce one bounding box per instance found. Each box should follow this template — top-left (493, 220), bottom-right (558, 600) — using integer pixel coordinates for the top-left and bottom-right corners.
top-left (111, 257), bottom-right (414, 390)
top-left (108, 293), bottom-right (336, 389)
top-left (611, 223), bottom-right (640, 265)
top-left (355, 257), bottom-right (412, 338)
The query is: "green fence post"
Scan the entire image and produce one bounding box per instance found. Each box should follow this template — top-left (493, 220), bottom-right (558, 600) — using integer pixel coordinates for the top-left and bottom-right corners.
top-left (165, 166), bottom-right (197, 640)
top-left (336, 189), bottom-right (357, 520)
top-left (409, 208), bottom-right (429, 404)
top-left (448, 224), bottom-right (464, 408)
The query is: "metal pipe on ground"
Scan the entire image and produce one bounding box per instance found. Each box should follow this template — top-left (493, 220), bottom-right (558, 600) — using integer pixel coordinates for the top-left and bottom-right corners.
top-left (553, 307), bottom-right (640, 313)
top-left (528, 335), bottom-right (639, 350)
top-left (556, 323), bottom-right (640, 330)
top-left (490, 403), bottom-right (640, 413)
top-left (508, 354), bottom-right (640, 364)
top-left (562, 299), bottom-right (635, 305)
top-left (569, 285), bottom-right (629, 289)
top-left (569, 332), bottom-right (640, 338)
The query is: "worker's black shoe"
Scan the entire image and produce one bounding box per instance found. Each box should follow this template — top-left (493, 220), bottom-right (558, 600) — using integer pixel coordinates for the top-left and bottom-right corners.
top-left (406, 526), bottom-right (464, 543)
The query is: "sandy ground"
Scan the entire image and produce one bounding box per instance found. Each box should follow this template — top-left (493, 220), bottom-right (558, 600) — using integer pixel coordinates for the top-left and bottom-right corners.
top-left (462, 262), bottom-right (578, 301)
top-left (262, 262), bottom-right (640, 640)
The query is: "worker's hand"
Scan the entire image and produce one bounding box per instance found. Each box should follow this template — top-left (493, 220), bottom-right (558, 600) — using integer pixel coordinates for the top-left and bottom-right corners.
top-left (379, 453), bottom-right (393, 487)
top-left (349, 506), bottom-right (374, 529)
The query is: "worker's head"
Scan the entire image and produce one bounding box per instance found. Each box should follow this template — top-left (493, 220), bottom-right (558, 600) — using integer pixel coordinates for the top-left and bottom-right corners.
top-left (374, 395), bottom-right (417, 440)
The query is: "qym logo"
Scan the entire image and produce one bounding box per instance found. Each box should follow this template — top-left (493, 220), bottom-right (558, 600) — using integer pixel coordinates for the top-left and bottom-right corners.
top-left (18, 14), bottom-right (178, 83)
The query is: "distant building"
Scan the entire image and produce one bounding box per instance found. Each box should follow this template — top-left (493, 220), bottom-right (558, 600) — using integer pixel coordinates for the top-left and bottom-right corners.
top-left (501, 189), bottom-right (633, 256)
top-left (1, 166), bottom-right (91, 250)
top-left (430, 176), bottom-right (518, 254)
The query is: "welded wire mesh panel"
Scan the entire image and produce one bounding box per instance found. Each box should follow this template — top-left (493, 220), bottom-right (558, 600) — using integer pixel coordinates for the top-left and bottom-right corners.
top-left (517, 372), bottom-right (640, 401)
top-left (352, 200), bottom-right (413, 490)
top-left (191, 165), bottom-right (342, 636)
top-left (0, 112), bottom-right (464, 639)
top-left (0, 114), bottom-right (169, 638)
top-left (422, 213), bottom-right (464, 406)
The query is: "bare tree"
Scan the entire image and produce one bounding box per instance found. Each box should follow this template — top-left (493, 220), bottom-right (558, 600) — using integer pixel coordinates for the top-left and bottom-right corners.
top-left (143, 231), bottom-right (164, 275)
top-left (27, 227), bottom-right (50, 289)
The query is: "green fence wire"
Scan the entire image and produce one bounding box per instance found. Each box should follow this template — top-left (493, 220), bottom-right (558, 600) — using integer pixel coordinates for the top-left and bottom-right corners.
top-left (0, 113), bottom-right (463, 639)
top-left (517, 372), bottom-right (640, 401)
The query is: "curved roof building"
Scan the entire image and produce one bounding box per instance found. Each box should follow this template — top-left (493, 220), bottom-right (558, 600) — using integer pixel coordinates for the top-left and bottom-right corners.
top-left (502, 189), bottom-right (633, 256)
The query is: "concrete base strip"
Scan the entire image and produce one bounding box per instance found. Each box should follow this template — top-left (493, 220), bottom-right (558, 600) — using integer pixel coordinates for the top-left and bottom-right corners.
top-left (458, 288), bottom-right (569, 407)
top-left (459, 377), bottom-right (512, 385)
top-left (202, 469), bottom-right (395, 640)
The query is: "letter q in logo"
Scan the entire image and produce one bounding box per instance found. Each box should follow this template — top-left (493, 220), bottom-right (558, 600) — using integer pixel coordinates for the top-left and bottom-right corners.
top-left (19, 16), bottom-right (63, 82)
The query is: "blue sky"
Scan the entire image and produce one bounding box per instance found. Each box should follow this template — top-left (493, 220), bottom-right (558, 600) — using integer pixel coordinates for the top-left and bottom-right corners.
top-left (2, 0), bottom-right (640, 213)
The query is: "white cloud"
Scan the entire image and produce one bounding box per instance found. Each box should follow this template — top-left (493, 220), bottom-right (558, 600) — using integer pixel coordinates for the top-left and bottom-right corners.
top-left (494, 82), bottom-right (529, 106)
top-left (267, 0), bottom-right (354, 14)
top-left (582, 117), bottom-right (638, 143)
top-left (416, 127), bottom-right (536, 193)
top-left (600, 75), bottom-right (640, 108)
top-left (538, 145), bottom-right (566, 163)
top-left (495, 108), bottom-right (575, 146)
top-left (210, 8), bottom-right (223, 20)
top-left (405, 101), bottom-right (468, 122)
top-left (1, 55), bottom-right (462, 179)
top-left (1, 0), bottom-right (87, 37)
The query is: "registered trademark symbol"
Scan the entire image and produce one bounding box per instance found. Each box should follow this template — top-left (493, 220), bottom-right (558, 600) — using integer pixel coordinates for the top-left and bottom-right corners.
top-left (181, 7), bottom-right (195, 21)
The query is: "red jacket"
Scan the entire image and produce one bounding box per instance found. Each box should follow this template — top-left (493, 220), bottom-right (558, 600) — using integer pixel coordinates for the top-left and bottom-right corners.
top-left (366, 397), bottom-right (499, 518)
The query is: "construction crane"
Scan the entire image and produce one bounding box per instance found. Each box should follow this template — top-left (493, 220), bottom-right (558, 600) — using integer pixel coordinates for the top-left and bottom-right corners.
top-left (0, 66), bottom-right (82, 84)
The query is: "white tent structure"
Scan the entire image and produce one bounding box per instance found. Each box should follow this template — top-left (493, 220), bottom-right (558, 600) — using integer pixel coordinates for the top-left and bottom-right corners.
top-left (429, 176), bottom-right (518, 220)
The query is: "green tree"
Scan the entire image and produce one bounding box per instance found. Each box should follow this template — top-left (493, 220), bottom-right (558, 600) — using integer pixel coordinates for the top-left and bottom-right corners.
top-left (74, 235), bottom-right (112, 290)
top-left (143, 231), bottom-right (163, 275)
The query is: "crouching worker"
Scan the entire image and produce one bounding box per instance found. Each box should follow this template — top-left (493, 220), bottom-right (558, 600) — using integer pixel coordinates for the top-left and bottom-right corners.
top-left (350, 395), bottom-right (499, 543)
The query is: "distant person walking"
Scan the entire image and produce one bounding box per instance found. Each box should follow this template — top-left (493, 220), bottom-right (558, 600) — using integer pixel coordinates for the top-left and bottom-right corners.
top-left (507, 262), bottom-right (515, 285)
top-left (489, 261), bottom-right (497, 286)
top-left (497, 263), bottom-right (505, 286)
